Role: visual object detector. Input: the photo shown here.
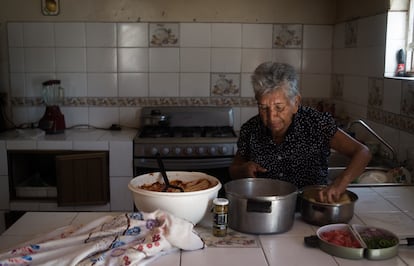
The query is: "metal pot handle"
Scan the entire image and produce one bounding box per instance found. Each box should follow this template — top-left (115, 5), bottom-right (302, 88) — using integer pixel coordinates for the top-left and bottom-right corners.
top-left (246, 199), bottom-right (272, 213)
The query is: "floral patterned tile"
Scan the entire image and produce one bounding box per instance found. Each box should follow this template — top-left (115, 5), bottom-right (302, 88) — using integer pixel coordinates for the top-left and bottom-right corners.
top-left (211, 73), bottom-right (240, 96)
top-left (345, 21), bottom-right (357, 48)
top-left (402, 80), bottom-right (414, 117)
top-left (272, 24), bottom-right (302, 49)
top-left (149, 23), bottom-right (179, 47)
top-left (332, 74), bottom-right (344, 99)
top-left (368, 77), bottom-right (384, 108)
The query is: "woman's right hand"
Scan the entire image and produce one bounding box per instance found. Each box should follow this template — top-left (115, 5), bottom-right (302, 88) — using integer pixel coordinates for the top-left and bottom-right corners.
top-left (242, 161), bottom-right (267, 178)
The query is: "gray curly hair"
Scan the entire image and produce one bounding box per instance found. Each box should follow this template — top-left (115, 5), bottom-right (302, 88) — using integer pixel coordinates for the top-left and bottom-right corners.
top-left (251, 62), bottom-right (300, 103)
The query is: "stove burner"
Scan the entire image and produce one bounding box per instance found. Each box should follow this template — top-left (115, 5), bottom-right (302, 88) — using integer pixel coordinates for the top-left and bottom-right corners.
top-left (138, 126), bottom-right (236, 138)
top-left (139, 126), bottom-right (172, 138)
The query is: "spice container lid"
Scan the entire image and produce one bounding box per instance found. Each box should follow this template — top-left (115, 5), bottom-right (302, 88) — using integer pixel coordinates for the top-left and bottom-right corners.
top-left (213, 198), bottom-right (229, 205)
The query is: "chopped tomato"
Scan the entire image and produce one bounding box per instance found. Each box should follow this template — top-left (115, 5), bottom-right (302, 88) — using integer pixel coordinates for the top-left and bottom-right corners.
top-left (320, 229), bottom-right (362, 248)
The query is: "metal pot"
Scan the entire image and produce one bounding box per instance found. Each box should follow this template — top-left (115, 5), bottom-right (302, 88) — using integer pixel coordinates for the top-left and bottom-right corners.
top-left (299, 185), bottom-right (358, 226)
top-left (224, 178), bottom-right (298, 234)
top-left (143, 109), bottom-right (170, 126)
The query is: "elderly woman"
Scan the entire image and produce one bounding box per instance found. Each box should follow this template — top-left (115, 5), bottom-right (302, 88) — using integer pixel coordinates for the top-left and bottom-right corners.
top-left (229, 62), bottom-right (371, 203)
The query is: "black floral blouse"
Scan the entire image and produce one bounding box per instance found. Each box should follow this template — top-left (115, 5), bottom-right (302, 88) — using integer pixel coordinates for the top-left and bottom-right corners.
top-left (237, 105), bottom-right (338, 188)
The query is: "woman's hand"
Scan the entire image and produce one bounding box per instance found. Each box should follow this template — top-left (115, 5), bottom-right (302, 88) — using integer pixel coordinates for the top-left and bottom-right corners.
top-left (229, 153), bottom-right (267, 179)
top-left (318, 185), bottom-right (345, 203)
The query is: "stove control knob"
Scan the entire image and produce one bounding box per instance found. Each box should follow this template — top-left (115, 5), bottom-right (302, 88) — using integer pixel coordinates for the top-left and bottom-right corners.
top-left (219, 146), bottom-right (228, 155)
top-left (174, 147), bottom-right (181, 155)
top-left (185, 147), bottom-right (193, 155)
top-left (197, 147), bottom-right (206, 155)
top-left (161, 147), bottom-right (170, 155)
top-left (209, 147), bottom-right (217, 155)
top-left (150, 147), bottom-right (159, 155)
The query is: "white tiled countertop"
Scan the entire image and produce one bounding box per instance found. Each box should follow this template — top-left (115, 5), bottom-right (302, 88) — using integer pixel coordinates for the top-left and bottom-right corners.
top-left (1, 186), bottom-right (414, 265)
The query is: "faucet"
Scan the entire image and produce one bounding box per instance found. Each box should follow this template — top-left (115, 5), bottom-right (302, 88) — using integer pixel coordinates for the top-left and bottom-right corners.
top-left (347, 119), bottom-right (397, 162)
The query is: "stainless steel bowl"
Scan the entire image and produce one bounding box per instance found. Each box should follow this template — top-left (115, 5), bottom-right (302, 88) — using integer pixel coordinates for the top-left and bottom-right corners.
top-left (299, 185), bottom-right (358, 226)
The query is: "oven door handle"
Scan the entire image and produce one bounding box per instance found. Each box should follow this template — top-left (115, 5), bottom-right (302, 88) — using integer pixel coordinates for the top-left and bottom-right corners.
top-left (134, 157), bottom-right (234, 170)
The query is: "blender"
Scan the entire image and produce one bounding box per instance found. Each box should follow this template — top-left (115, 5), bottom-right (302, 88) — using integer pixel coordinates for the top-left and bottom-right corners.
top-left (38, 79), bottom-right (66, 134)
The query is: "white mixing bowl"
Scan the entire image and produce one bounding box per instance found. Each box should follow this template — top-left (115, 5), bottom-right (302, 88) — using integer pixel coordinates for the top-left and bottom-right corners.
top-left (128, 171), bottom-right (222, 224)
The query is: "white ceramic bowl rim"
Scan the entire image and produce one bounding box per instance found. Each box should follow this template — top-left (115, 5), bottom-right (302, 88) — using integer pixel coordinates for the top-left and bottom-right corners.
top-left (128, 171), bottom-right (222, 197)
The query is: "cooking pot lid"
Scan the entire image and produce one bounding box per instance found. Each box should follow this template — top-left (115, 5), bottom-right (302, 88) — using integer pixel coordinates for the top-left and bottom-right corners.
top-left (224, 178), bottom-right (297, 199)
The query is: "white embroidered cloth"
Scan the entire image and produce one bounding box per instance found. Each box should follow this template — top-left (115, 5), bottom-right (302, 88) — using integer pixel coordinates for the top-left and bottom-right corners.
top-left (0, 210), bottom-right (205, 265)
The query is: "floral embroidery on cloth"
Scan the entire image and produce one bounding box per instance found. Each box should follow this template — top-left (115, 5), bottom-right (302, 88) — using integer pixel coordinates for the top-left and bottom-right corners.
top-left (0, 210), bottom-right (204, 266)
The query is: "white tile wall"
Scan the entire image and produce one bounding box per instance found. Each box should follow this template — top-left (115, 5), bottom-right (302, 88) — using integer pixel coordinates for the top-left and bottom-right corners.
top-left (6, 21), bottom-right (336, 130)
top-left (180, 23), bottom-right (211, 47)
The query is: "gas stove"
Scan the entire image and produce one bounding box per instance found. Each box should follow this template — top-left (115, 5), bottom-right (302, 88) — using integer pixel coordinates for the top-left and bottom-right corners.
top-left (134, 107), bottom-right (238, 158)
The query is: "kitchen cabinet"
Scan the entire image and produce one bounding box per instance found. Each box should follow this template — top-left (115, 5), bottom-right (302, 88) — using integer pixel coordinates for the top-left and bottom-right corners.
top-left (56, 152), bottom-right (109, 206)
top-left (8, 150), bottom-right (109, 206)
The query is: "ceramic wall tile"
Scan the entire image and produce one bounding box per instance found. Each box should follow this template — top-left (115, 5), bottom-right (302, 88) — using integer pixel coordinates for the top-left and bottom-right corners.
top-left (383, 78), bottom-right (402, 114)
top-left (118, 48), bottom-right (149, 72)
top-left (358, 14), bottom-right (387, 47)
top-left (272, 49), bottom-right (302, 72)
top-left (180, 48), bottom-right (211, 72)
top-left (386, 11), bottom-right (407, 40)
top-left (87, 73), bottom-right (117, 97)
top-left (56, 73), bottom-right (87, 97)
top-left (109, 141), bottom-right (133, 176)
top-left (9, 73), bottom-right (25, 97)
top-left (240, 73), bottom-right (254, 98)
top-left (302, 49), bottom-right (332, 74)
top-left (55, 23), bottom-right (86, 47)
top-left (25, 73), bottom-right (55, 97)
top-left (332, 23), bottom-right (345, 49)
top-left (86, 23), bottom-right (116, 47)
top-left (118, 73), bottom-right (148, 97)
top-left (240, 107), bottom-right (258, 126)
top-left (402, 81), bottom-right (414, 117)
top-left (89, 107), bottom-right (119, 128)
top-left (300, 74), bottom-right (331, 98)
top-left (211, 48), bottom-right (241, 72)
top-left (7, 23), bottom-right (23, 47)
top-left (242, 24), bottom-right (273, 48)
top-left (119, 107), bottom-right (140, 128)
top-left (241, 49), bottom-right (272, 73)
top-left (55, 48), bottom-right (86, 72)
top-left (180, 73), bottom-right (210, 97)
top-left (368, 78), bottom-right (384, 108)
top-left (180, 23), bottom-right (211, 47)
top-left (24, 48), bottom-right (55, 72)
top-left (358, 46), bottom-right (386, 77)
top-left (117, 23), bottom-right (148, 47)
top-left (273, 24), bottom-right (302, 49)
top-left (211, 23), bottom-right (242, 47)
top-left (110, 177), bottom-right (134, 211)
top-left (8, 48), bottom-right (24, 72)
top-left (61, 106), bottom-right (88, 127)
top-left (149, 23), bottom-right (179, 47)
top-left (149, 47), bottom-right (179, 72)
top-left (23, 23), bottom-right (54, 47)
top-left (345, 21), bottom-right (358, 48)
top-left (332, 74), bottom-right (344, 99)
top-left (211, 73), bottom-right (240, 96)
top-left (86, 48), bottom-right (117, 72)
top-left (343, 76), bottom-right (369, 106)
top-left (303, 25), bottom-right (333, 49)
top-left (149, 73), bottom-right (179, 97)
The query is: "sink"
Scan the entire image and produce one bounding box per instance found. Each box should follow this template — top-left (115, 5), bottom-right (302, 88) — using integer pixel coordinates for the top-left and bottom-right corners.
top-left (327, 151), bottom-right (407, 186)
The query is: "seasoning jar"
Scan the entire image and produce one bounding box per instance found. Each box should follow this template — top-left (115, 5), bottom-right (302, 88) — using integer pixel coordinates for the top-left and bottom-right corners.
top-left (212, 198), bottom-right (229, 237)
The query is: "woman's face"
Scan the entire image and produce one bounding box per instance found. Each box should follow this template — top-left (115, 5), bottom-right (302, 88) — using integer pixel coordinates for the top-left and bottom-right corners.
top-left (257, 89), bottom-right (300, 139)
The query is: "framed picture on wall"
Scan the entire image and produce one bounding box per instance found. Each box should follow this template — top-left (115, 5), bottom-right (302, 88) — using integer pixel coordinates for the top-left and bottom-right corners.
top-left (41, 0), bottom-right (60, 16)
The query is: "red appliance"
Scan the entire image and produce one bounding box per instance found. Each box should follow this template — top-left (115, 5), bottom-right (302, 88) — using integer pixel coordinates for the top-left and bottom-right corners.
top-left (38, 80), bottom-right (66, 134)
top-left (39, 105), bottom-right (66, 134)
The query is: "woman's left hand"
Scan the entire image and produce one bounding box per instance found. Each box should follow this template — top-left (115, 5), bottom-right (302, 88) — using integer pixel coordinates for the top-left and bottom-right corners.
top-left (318, 185), bottom-right (345, 203)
